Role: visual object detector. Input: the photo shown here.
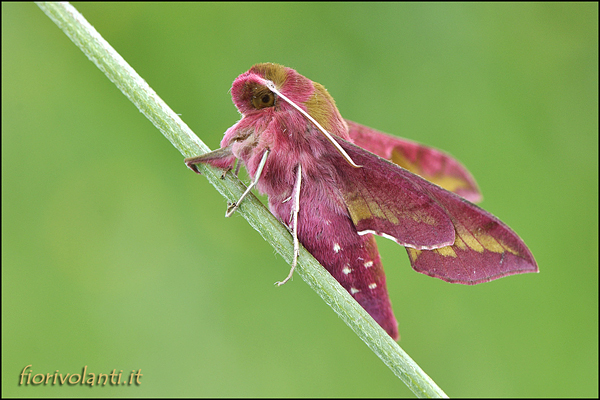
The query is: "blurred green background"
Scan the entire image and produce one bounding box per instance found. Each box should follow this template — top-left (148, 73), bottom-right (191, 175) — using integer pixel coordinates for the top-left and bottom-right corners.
top-left (2, 2), bottom-right (597, 397)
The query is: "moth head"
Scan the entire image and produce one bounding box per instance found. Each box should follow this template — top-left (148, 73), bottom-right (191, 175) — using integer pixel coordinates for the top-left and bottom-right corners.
top-left (230, 63), bottom-right (355, 164)
top-left (231, 63), bottom-right (311, 115)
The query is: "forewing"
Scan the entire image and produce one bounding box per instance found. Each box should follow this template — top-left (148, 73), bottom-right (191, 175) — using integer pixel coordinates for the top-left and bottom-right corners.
top-left (405, 188), bottom-right (538, 284)
top-left (337, 138), bottom-right (538, 284)
top-left (346, 119), bottom-right (482, 203)
top-left (334, 141), bottom-right (456, 250)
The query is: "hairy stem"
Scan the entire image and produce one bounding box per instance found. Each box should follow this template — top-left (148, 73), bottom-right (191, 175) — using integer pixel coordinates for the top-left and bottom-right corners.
top-left (37, 2), bottom-right (447, 398)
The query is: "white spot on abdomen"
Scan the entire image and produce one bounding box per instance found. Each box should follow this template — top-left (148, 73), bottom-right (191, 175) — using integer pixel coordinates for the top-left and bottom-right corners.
top-left (368, 283), bottom-right (377, 290)
top-left (350, 287), bottom-right (360, 295)
top-left (342, 266), bottom-right (352, 275)
top-left (364, 261), bottom-right (373, 268)
top-left (333, 243), bottom-right (341, 253)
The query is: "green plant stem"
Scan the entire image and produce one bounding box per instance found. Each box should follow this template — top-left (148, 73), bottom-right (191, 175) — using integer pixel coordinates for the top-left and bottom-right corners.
top-left (37, 2), bottom-right (447, 398)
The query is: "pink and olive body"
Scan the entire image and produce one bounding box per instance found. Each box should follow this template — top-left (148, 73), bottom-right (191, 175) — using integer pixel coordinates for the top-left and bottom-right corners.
top-left (186, 63), bottom-right (538, 340)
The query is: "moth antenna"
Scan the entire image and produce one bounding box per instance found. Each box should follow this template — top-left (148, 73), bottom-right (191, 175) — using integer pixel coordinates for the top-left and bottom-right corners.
top-left (265, 81), bottom-right (361, 168)
top-left (276, 163), bottom-right (302, 286)
top-left (225, 149), bottom-right (270, 217)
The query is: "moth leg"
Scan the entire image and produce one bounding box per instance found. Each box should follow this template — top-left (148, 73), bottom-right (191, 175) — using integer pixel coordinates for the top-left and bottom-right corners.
top-left (233, 160), bottom-right (241, 177)
top-left (225, 149), bottom-right (270, 217)
top-left (184, 146), bottom-right (234, 175)
top-left (276, 163), bottom-right (302, 286)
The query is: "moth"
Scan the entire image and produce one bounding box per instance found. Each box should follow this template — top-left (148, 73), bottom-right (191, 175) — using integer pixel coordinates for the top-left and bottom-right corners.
top-left (185, 63), bottom-right (538, 340)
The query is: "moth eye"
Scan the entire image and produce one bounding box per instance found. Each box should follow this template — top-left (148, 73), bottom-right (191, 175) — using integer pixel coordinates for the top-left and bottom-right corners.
top-left (251, 91), bottom-right (275, 109)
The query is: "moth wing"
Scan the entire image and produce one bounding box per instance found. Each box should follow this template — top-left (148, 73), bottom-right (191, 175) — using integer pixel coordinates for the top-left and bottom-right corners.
top-left (334, 140), bottom-right (457, 250)
top-left (346, 119), bottom-right (482, 203)
top-left (405, 187), bottom-right (538, 284)
top-left (337, 138), bottom-right (538, 284)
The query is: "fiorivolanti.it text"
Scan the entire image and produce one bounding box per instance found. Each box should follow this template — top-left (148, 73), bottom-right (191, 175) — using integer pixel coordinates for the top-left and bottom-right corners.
top-left (19, 365), bottom-right (142, 386)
